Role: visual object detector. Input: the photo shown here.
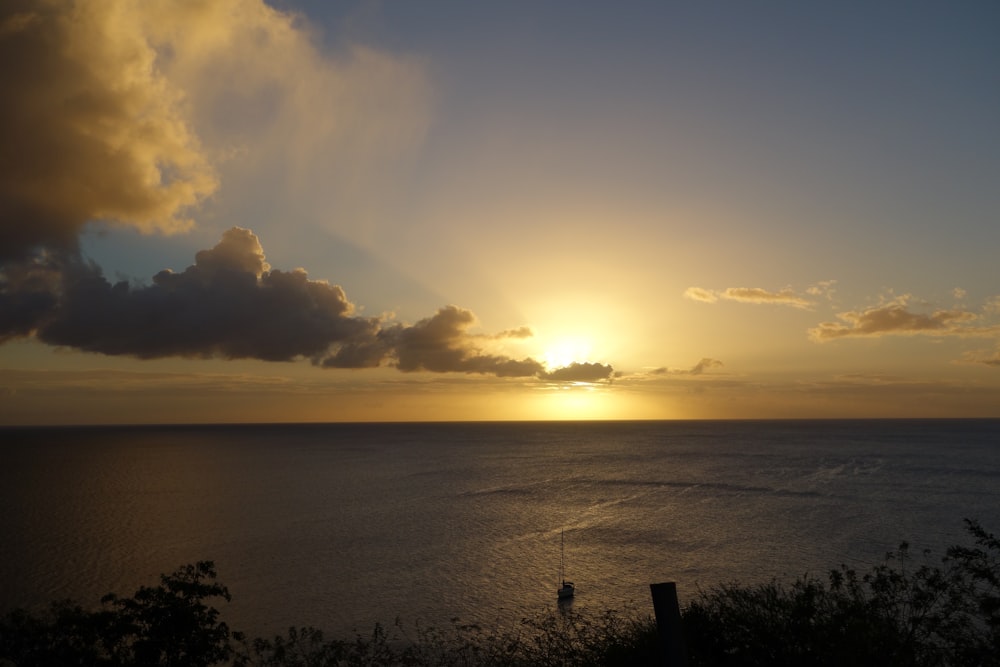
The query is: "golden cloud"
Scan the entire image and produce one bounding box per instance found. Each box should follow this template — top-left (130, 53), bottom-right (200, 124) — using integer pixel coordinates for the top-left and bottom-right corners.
top-left (0, 0), bottom-right (217, 258)
top-left (808, 299), bottom-right (994, 342)
top-left (0, 0), bottom-right (431, 260)
top-left (960, 346), bottom-right (1000, 368)
top-left (683, 287), bottom-right (718, 303)
top-left (684, 285), bottom-right (814, 309)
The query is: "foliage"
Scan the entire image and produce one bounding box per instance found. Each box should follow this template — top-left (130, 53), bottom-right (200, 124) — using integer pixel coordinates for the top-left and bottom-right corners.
top-left (2, 521), bottom-right (998, 666)
top-left (682, 519), bottom-right (1000, 667)
top-left (239, 610), bottom-right (659, 667)
top-left (0, 561), bottom-right (238, 667)
top-left (941, 519), bottom-right (1000, 664)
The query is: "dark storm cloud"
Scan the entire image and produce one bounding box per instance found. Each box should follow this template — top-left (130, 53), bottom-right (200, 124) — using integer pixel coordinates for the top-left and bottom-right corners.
top-left (1, 229), bottom-right (610, 380)
top-left (386, 306), bottom-right (547, 377)
top-left (18, 229), bottom-right (374, 361)
top-left (321, 306), bottom-right (614, 380)
top-left (0, 255), bottom-right (61, 342)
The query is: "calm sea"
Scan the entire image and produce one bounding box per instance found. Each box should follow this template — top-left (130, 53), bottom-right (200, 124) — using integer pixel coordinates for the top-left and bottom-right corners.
top-left (2, 420), bottom-right (998, 639)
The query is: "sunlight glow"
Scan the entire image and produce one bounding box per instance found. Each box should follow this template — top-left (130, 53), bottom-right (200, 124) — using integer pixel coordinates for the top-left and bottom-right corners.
top-left (535, 383), bottom-right (619, 420)
top-left (541, 337), bottom-right (594, 371)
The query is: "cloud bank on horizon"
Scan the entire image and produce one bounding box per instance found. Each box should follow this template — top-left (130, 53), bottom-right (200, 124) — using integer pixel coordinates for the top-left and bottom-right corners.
top-left (0, 0), bottom-right (616, 383)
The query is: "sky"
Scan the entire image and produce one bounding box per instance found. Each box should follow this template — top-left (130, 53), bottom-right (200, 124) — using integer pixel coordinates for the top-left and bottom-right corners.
top-left (1, 0), bottom-right (999, 424)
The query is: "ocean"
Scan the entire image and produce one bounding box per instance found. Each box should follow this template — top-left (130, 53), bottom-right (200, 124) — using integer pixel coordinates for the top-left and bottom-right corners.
top-left (2, 419), bottom-right (998, 640)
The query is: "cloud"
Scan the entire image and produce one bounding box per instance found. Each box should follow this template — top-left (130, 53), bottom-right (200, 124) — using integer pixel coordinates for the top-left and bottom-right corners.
top-left (682, 287), bottom-right (718, 303)
top-left (15, 228), bottom-right (373, 361)
top-left (960, 347), bottom-right (1000, 368)
top-left (833, 373), bottom-right (909, 384)
top-left (0, 256), bottom-right (61, 342)
top-left (650, 358), bottom-right (724, 376)
top-left (0, 0), bottom-right (430, 261)
top-left (0, 1), bottom-right (217, 260)
top-left (493, 326), bottom-right (534, 339)
top-left (0, 2), bottom-right (607, 383)
top-left (139, 0), bottom-right (431, 246)
top-left (721, 287), bottom-right (811, 308)
top-left (372, 309), bottom-right (612, 381)
top-left (805, 280), bottom-right (837, 299)
top-left (541, 362), bottom-right (614, 383)
top-left (1, 228), bottom-right (614, 380)
top-left (687, 358), bottom-right (724, 375)
top-left (685, 286), bottom-right (815, 309)
top-left (808, 297), bottom-right (995, 342)
top-left (381, 305), bottom-right (547, 377)
top-left (0, 367), bottom-right (295, 393)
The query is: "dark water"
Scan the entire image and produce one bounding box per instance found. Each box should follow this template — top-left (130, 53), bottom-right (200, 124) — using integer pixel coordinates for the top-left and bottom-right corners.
top-left (2, 419), bottom-right (998, 639)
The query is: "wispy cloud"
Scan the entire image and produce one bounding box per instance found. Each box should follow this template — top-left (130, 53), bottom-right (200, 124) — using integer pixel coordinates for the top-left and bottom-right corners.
top-left (805, 280), bottom-right (837, 300)
top-left (684, 285), bottom-right (825, 309)
top-left (491, 326), bottom-right (534, 340)
top-left (960, 347), bottom-right (1000, 368)
top-left (721, 287), bottom-right (812, 308)
top-left (649, 358), bottom-right (724, 376)
top-left (808, 296), bottom-right (997, 342)
top-left (0, 368), bottom-right (296, 393)
top-left (682, 287), bottom-right (718, 304)
top-left (144, 0), bottom-right (431, 239)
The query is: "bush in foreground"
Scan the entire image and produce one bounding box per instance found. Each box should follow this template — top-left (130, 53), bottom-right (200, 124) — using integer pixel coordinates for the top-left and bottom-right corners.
top-left (683, 519), bottom-right (1000, 667)
top-left (0, 561), bottom-right (239, 667)
top-left (241, 611), bottom-right (659, 667)
top-left (1, 520), bottom-right (997, 666)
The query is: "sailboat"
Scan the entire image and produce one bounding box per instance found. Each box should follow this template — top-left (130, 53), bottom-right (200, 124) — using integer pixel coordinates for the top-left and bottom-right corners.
top-left (557, 529), bottom-right (574, 600)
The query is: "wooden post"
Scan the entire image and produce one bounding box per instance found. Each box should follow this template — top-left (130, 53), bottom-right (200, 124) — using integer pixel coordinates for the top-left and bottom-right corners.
top-left (650, 582), bottom-right (688, 667)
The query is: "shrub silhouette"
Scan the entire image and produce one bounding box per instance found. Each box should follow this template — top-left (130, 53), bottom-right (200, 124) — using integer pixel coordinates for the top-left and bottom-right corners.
top-left (0, 561), bottom-right (238, 667)
top-left (1, 521), bottom-right (998, 666)
top-left (682, 519), bottom-right (1000, 667)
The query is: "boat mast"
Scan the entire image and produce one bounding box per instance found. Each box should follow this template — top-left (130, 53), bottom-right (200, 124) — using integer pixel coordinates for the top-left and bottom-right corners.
top-left (560, 529), bottom-right (565, 584)
top-left (557, 528), bottom-right (574, 599)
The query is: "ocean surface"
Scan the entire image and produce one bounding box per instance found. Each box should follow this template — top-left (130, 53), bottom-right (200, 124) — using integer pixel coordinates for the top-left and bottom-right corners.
top-left (2, 419), bottom-right (999, 640)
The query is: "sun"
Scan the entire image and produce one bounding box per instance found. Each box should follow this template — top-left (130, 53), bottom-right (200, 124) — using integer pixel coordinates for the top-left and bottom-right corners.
top-left (541, 337), bottom-right (593, 371)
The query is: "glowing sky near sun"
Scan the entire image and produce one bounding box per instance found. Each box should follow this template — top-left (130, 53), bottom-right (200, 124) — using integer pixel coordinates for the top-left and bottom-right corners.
top-left (1, 0), bottom-right (999, 424)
